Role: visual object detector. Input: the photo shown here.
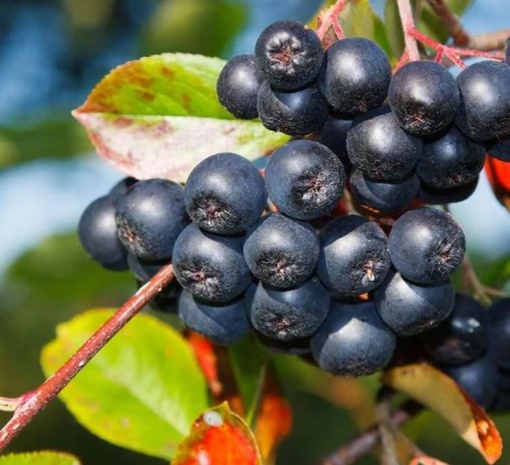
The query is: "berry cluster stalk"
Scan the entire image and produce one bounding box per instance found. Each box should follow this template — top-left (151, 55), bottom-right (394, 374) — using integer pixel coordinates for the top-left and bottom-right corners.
top-left (0, 264), bottom-right (175, 451)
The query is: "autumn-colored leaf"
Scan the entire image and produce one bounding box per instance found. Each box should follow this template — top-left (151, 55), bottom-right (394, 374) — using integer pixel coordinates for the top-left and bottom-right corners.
top-left (73, 53), bottom-right (289, 182)
top-left (188, 332), bottom-right (222, 396)
top-left (382, 363), bottom-right (502, 464)
top-left (172, 402), bottom-right (262, 465)
top-left (485, 155), bottom-right (510, 211)
top-left (255, 375), bottom-right (292, 465)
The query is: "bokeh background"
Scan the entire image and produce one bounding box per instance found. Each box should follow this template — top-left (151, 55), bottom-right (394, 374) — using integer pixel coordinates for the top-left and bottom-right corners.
top-left (0, 0), bottom-right (510, 464)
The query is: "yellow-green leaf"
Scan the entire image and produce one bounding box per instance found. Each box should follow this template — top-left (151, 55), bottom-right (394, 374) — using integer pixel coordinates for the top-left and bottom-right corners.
top-left (73, 53), bottom-right (289, 182)
top-left (40, 309), bottom-right (209, 459)
top-left (0, 451), bottom-right (80, 465)
top-left (382, 363), bottom-right (502, 464)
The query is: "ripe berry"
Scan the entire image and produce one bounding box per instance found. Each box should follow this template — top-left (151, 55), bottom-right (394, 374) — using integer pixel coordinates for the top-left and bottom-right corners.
top-left (310, 301), bottom-right (396, 376)
top-left (417, 126), bottom-right (486, 189)
top-left (312, 113), bottom-right (353, 165)
top-left (346, 110), bottom-right (422, 181)
top-left (488, 297), bottom-right (510, 370)
top-left (265, 140), bottom-right (346, 220)
top-left (349, 169), bottom-right (420, 214)
top-left (318, 38), bottom-right (392, 115)
top-left (456, 60), bottom-right (510, 141)
top-left (184, 152), bottom-right (266, 235)
top-left (109, 177), bottom-right (138, 199)
top-left (78, 195), bottom-right (128, 271)
top-left (420, 293), bottom-right (488, 365)
top-left (257, 81), bottom-right (328, 136)
top-left (172, 223), bottom-right (251, 303)
top-left (374, 270), bottom-right (455, 336)
top-left (178, 291), bottom-right (251, 345)
top-left (418, 177), bottom-right (479, 205)
top-left (488, 136), bottom-right (510, 162)
top-left (388, 61), bottom-right (459, 136)
top-left (254, 20), bottom-right (323, 91)
top-left (388, 208), bottom-right (466, 284)
top-left (216, 54), bottom-right (263, 119)
top-left (316, 215), bottom-right (391, 296)
top-left (442, 353), bottom-right (500, 410)
top-left (246, 278), bottom-right (330, 341)
top-left (243, 213), bottom-right (319, 289)
top-left (115, 179), bottom-right (189, 261)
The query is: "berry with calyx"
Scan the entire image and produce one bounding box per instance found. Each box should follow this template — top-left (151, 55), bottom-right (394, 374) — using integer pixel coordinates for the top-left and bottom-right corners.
top-left (316, 215), bottom-right (391, 296)
top-left (310, 300), bottom-right (396, 376)
top-left (318, 38), bottom-right (392, 115)
top-left (417, 126), bottom-right (486, 189)
top-left (255, 20), bottom-right (323, 91)
top-left (374, 270), bottom-right (455, 336)
top-left (172, 223), bottom-right (251, 303)
top-left (388, 60), bottom-right (459, 136)
top-left (115, 179), bottom-right (189, 261)
top-left (78, 195), bottom-right (128, 271)
top-left (257, 81), bottom-right (328, 135)
top-left (178, 291), bottom-right (251, 345)
top-left (346, 109), bottom-right (422, 182)
top-left (243, 213), bottom-right (319, 289)
top-left (265, 140), bottom-right (346, 220)
top-left (388, 207), bottom-right (466, 284)
top-left (456, 60), bottom-right (510, 141)
top-left (246, 278), bottom-right (330, 341)
top-left (420, 293), bottom-right (488, 365)
top-left (216, 54), bottom-right (263, 119)
top-left (184, 152), bottom-right (266, 235)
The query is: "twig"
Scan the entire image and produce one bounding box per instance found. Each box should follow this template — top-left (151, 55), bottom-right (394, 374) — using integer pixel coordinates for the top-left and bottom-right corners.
top-left (424, 0), bottom-right (470, 46)
top-left (316, 0), bottom-right (347, 44)
top-left (317, 402), bottom-right (422, 465)
top-left (468, 29), bottom-right (510, 51)
top-left (396, 0), bottom-right (421, 61)
top-left (0, 264), bottom-right (175, 452)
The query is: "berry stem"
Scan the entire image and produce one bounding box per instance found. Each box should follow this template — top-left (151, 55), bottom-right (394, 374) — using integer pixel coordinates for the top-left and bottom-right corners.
top-left (396, 0), bottom-right (421, 61)
top-left (316, 0), bottom-right (347, 44)
top-left (317, 401), bottom-right (422, 465)
top-left (0, 264), bottom-right (175, 452)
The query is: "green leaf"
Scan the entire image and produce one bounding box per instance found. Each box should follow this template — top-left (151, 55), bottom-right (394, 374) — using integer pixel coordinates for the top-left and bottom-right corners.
top-left (0, 451), bottom-right (81, 465)
top-left (73, 53), bottom-right (289, 182)
top-left (384, 0), bottom-right (405, 59)
top-left (40, 309), bottom-right (209, 459)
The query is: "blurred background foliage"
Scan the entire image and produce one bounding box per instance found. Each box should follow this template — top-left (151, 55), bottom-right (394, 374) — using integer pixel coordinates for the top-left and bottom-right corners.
top-left (1, 0), bottom-right (510, 464)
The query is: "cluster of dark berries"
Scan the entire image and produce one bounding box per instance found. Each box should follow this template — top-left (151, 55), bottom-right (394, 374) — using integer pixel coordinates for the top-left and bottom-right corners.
top-left (79, 143), bottom-right (469, 378)
top-left (218, 20), bottom-right (510, 214)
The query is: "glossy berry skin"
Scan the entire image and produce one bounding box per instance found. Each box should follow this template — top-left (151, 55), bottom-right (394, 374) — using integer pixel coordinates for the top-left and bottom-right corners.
top-left (257, 81), bottom-right (328, 136)
top-left (442, 353), bottom-right (500, 410)
top-left (388, 208), bottom-right (466, 284)
top-left (417, 126), bottom-right (486, 189)
top-left (420, 293), bottom-right (487, 365)
top-left (243, 213), bottom-right (319, 289)
top-left (246, 278), bottom-right (330, 341)
top-left (178, 291), bottom-right (251, 345)
top-left (318, 38), bottom-right (392, 115)
top-left (488, 297), bottom-right (510, 370)
top-left (419, 177), bottom-right (479, 205)
top-left (350, 170), bottom-right (420, 214)
top-left (265, 140), bottom-right (346, 220)
top-left (374, 270), bottom-right (455, 336)
top-left (456, 60), bottom-right (510, 141)
top-left (184, 152), bottom-right (266, 235)
top-left (254, 20), bottom-right (323, 91)
top-left (389, 61), bottom-right (459, 136)
top-left (312, 114), bottom-right (353, 165)
top-left (109, 177), bottom-right (138, 199)
top-left (172, 223), bottom-right (251, 303)
top-left (115, 179), bottom-right (189, 261)
top-left (347, 111), bottom-right (422, 182)
top-left (78, 195), bottom-right (128, 271)
top-left (316, 215), bottom-right (391, 296)
top-left (311, 301), bottom-right (396, 376)
top-left (216, 54), bottom-right (263, 119)
top-left (488, 137), bottom-right (510, 162)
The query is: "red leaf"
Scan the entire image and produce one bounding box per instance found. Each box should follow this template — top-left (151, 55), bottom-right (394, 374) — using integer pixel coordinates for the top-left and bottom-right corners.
top-left (172, 403), bottom-right (262, 465)
top-left (485, 155), bottom-right (510, 210)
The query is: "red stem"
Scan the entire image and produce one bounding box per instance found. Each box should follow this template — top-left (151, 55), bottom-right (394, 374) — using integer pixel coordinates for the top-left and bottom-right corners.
top-left (396, 0), bottom-right (421, 61)
top-left (0, 264), bottom-right (175, 451)
top-left (316, 0), bottom-right (347, 42)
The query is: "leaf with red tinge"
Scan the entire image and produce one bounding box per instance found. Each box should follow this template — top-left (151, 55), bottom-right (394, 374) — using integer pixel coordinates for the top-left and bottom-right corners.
top-left (172, 402), bottom-right (262, 465)
top-left (73, 53), bottom-right (289, 182)
top-left (188, 332), bottom-right (222, 396)
top-left (485, 155), bottom-right (510, 211)
top-left (382, 363), bottom-right (502, 464)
